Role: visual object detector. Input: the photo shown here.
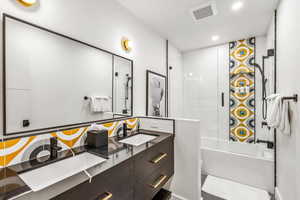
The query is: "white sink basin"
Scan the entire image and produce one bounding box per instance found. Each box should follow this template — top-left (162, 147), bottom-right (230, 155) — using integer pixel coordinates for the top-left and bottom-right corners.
top-left (19, 152), bottom-right (106, 192)
top-left (119, 134), bottom-right (157, 146)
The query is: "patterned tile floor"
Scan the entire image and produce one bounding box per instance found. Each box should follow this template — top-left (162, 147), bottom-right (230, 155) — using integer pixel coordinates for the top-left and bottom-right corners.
top-left (201, 175), bottom-right (274, 200)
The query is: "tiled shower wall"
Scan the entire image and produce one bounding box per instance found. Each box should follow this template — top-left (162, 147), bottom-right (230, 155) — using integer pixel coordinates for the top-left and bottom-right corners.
top-left (229, 38), bottom-right (256, 143)
top-left (183, 36), bottom-right (268, 143)
top-left (0, 118), bottom-right (140, 168)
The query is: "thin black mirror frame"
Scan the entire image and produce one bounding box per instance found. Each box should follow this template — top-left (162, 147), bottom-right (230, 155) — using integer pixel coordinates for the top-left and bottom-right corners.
top-left (2, 13), bottom-right (134, 136)
top-left (112, 55), bottom-right (134, 117)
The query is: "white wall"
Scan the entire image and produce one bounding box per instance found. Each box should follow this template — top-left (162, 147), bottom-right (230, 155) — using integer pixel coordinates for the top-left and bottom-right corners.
top-left (182, 37), bottom-right (268, 142)
top-left (275, 0), bottom-right (300, 199)
top-left (0, 0), bottom-right (183, 136)
top-left (256, 37), bottom-right (272, 142)
top-left (170, 119), bottom-right (201, 200)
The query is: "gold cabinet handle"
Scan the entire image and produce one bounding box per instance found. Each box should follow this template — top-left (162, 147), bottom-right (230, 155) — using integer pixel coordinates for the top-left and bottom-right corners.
top-left (100, 192), bottom-right (112, 200)
top-left (149, 175), bottom-right (167, 189)
top-left (150, 153), bottom-right (167, 164)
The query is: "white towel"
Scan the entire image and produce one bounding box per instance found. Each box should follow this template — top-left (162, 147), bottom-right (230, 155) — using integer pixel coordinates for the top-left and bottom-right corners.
top-left (266, 94), bottom-right (291, 136)
top-left (100, 96), bottom-right (112, 112)
top-left (278, 101), bottom-right (291, 135)
top-left (90, 96), bottom-right (111, 113)
top-left (266, 94), bottom-right (282, 128)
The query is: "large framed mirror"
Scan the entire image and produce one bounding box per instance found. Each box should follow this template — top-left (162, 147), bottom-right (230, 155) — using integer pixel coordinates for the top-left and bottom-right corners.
top-left (3, 14), bottom-right (133, 136)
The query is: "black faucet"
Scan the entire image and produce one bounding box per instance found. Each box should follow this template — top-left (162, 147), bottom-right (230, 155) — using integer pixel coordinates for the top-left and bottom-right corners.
top-left (261, 121), bottom-right (270, 130)
top-left (256, 139), bottom-right (274, 149)
top-left (116, 123), bottom-right (133, 139)
top-left (123, 123), bottom-right (133, 138)
top-left (50, 137), bottom-right (62, 159)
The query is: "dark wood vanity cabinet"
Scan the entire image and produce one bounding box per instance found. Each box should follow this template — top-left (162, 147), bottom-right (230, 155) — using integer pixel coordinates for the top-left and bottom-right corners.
top-left (52, 136), bottom-right (174, 200)
top-left (134, 137), bottom-right (174, 200)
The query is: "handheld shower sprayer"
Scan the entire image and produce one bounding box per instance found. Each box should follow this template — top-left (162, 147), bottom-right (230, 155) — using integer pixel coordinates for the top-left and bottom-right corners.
top-left (254, 63), bottom-right (268, 120)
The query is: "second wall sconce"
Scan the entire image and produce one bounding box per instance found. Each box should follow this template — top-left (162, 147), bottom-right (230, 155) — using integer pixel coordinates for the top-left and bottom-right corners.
top-left (121, 37), bottom-right (133, 52)
top-left (17, 0), bottom-right (37, 7)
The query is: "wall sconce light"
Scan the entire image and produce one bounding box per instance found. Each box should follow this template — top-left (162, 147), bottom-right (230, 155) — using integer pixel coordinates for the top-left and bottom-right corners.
top-left (121, 38), bottom-right (133, 52)
top-left (17, 0), bottom-right (37, 7)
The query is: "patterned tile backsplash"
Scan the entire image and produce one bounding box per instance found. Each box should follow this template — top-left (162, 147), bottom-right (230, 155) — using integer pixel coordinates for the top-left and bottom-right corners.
top-left (229, 38), bottom-right (256, 143)
top-left (0, 118), bottom-right (140, 168)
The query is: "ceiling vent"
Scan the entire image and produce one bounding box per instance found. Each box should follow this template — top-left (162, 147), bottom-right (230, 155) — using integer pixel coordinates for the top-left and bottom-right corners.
top-left (190, 1), bottom-right (218, 22)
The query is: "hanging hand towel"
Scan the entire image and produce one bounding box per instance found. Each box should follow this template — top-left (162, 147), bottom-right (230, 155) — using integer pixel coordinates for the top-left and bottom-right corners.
top-left (90, 96), bottom-right (111, 113)
top-left (278, 101), bottom-right (291, 135)
top-left (266, 94), bottom-right (282, 128)
top-left (100, 96), bottom-right (112, 113)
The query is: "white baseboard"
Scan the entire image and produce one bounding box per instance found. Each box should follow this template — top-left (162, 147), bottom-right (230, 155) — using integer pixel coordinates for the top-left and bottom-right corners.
top-left (171, 193), bottom-right (189, 200)
top-left (275, 187), bottom-right (282, 200)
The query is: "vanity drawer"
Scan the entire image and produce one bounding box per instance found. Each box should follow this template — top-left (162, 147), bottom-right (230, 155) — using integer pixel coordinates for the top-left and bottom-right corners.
top-left (134, 161), bottom-right (174, 200)
top-left (92, 187), bottom-right (133, 200)
top-left (92, 159), bottom-right (133, 200)
top-left (52, 158), bottom-right (133, 200)
top-left (51, 177), bottom-right (106, 200)
top-left (134, 137), bottom-right (173, 182)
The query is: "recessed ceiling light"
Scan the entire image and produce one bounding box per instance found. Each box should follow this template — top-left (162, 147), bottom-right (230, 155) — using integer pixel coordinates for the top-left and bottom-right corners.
top-left (232, 1), bottom-right (244, 11)
top-left (212, 35), bottom-right (220, 41)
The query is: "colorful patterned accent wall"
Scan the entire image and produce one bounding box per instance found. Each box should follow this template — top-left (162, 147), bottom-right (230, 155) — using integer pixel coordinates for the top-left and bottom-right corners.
top-left (229, 38), bottom-right (256, 143)
top-left (0, 118), bottom-right (140, 168)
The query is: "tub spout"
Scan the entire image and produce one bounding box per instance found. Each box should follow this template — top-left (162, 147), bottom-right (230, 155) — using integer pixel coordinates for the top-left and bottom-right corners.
top-left (256, 139), bottom-right (274, 149)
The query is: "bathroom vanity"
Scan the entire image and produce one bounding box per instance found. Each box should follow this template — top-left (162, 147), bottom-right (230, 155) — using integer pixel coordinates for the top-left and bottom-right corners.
top-left (52, 133), bottom-right (174, 200)
top-left (0, 130), bottom-right (174, 200)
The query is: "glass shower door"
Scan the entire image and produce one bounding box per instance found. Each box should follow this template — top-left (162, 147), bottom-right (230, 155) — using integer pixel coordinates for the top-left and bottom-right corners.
top-left (183, 47), bottom-right (220, 139)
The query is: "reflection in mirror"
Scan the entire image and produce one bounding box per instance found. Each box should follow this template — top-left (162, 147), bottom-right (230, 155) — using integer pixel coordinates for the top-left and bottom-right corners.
top-left (113, 56), bottom-right (133, 115)
top-left (4, 16), bottom-right (119, 135)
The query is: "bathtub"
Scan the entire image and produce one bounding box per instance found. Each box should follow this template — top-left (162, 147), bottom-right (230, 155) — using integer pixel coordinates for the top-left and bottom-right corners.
top-left (201, 137), bottom-right (274, 193)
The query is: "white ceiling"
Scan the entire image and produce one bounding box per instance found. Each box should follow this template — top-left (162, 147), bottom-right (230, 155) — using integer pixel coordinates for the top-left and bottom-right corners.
top-left (116, 0), bottom-right (279, 52)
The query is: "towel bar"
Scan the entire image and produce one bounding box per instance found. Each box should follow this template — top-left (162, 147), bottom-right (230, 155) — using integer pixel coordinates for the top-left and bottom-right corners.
top-left (282, 94), bottom-right (298, 103)
top-left (84, 96), bottom-right (112, 100)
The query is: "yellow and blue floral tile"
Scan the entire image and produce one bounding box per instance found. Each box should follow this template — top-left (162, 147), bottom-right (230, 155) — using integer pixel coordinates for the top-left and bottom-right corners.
top-left (229, 38), bottom-right (256, 143)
